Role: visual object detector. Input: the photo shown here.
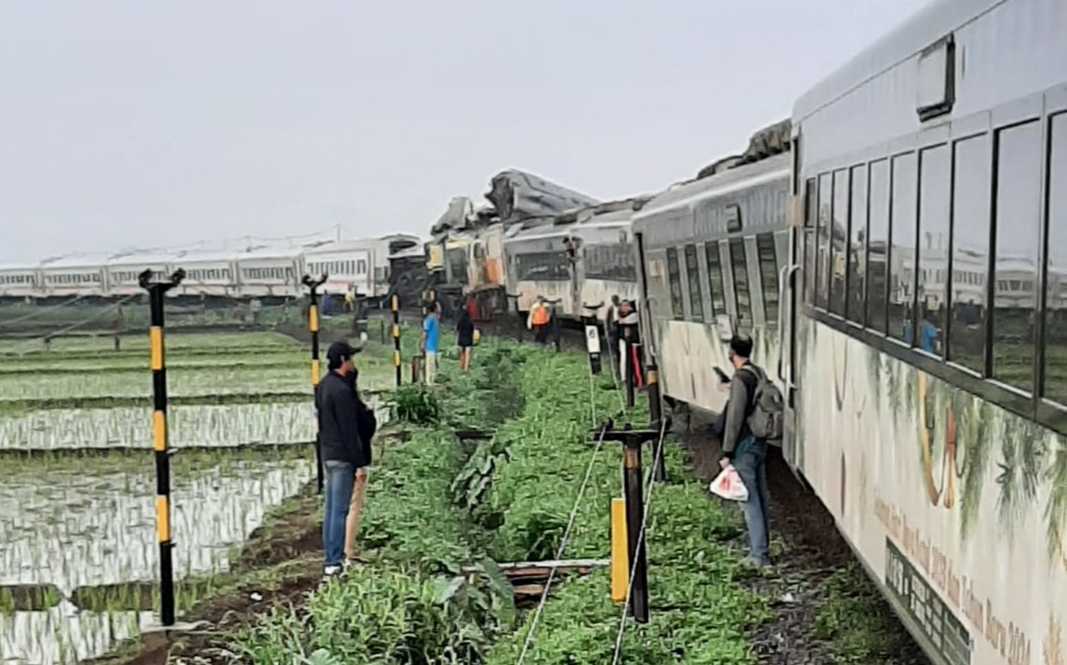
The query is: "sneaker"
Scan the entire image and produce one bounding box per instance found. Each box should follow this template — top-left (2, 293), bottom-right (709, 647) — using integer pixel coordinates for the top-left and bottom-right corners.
top-left (741, 556), bottom-right (772, 569)
top-left (323, 565), bottom-right (343, 580)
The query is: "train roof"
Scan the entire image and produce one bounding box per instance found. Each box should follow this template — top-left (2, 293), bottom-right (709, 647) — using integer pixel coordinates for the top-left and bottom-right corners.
top-left (105, 249), bottom-right (182, 267)
top-left (504, 196), bottom-right (647, 242)
top-left (236, 244), bottom-right (305, 260)
top-left (39, 252), bottom-right (116, 270)
top-left (633, 151), bottom-right (791, 222)
top-left (485, 169), bottom-right (602, 223)
top-left (0, 261), bottom-right (44, 272)
top-left (793, 0), bottom-right (979, 122)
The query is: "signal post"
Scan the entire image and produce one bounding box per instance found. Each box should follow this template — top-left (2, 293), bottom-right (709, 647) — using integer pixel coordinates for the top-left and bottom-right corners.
top-left (302, 274), bottom-right (328, 494)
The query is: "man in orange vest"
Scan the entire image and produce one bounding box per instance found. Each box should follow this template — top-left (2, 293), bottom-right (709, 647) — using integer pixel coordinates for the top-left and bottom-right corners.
top-left (527, 295), bottom-right (551, 344)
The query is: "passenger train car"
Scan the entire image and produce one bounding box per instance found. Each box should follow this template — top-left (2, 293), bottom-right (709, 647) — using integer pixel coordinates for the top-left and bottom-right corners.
top-left (633, 1), bottom-right (1067, 664)
top-left (0, 234), bottom-right (420, 303)
top-left (505, 197), bottom-right (650, 322)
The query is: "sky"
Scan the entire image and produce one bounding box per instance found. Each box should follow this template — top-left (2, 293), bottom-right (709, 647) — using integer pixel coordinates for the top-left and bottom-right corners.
top-left (0, 0), bottom-right (932, 265)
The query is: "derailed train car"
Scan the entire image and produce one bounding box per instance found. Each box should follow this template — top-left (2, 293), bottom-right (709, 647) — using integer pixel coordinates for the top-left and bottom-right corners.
top-left (504, 196), bottom-right (650, 322)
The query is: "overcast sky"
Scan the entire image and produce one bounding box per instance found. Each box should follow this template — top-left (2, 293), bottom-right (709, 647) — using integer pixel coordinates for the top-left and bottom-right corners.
top-left (0, 0), bottom-right (931, 264)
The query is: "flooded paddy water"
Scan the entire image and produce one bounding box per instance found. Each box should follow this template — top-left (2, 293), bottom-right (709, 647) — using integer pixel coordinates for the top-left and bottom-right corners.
top-left (0, 330), bottom-right (393, 664)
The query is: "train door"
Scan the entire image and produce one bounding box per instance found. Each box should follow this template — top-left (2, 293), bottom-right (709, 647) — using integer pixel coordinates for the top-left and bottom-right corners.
top-left (778, 132), bottom-right (805, 473)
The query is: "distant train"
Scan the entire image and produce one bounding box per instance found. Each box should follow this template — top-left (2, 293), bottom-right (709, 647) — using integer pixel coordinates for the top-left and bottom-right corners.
top-left (0, 234), bottom-right (421, 303)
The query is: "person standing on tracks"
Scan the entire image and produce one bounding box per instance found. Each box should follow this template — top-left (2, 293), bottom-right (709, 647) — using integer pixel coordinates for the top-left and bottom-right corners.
top-left (420, 301), bottom-right (440, 385)
top-left (343, 364), bottom-right (377, 565)
top-left (527, 295), bottom-right (551, 344)
top-left (456, 306), bottom-right (475, 372)
top-left (718, 333), bottom-right (773, 567)
top-left (315, 341), bottom-right (367, 578)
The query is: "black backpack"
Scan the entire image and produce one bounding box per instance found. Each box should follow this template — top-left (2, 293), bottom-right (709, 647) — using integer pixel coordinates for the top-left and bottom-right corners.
top-left (738, 364), bottom-right (784, 442)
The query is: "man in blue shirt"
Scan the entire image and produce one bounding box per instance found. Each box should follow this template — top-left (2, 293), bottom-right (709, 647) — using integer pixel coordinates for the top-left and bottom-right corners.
top-left (420, 302), bottom-right (440, 385)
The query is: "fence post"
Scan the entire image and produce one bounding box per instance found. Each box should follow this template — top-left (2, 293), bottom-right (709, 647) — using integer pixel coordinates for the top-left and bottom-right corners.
top-left (139, 267), bottom-right (184, 628)
top-left (646, 362), bottom-right (666, 483)
top-left (302, 274), bottom-right (327, 495)
top-left (391, 294), bottom-right (401, 388)
top-left (507, 292), bottom-right (523, 343)
top-left (594, 422), bottom-right (656, 624)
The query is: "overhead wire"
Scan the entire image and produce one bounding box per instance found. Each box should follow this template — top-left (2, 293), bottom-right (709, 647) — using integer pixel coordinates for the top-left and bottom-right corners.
top-left (0, 294), bottom-right (88, 328)
top-left (6, 294), bottom-right (139, 354)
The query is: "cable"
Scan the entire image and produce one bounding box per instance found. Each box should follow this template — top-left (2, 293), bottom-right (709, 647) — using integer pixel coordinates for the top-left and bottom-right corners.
top-left (609, 418), bottom-right (668, 665)
top-left (6, 294), bottom-right (138, 354)
top-left (0, 294), bottom-right (87, 328)
top-left (515, 422), bottom-right (609, 665)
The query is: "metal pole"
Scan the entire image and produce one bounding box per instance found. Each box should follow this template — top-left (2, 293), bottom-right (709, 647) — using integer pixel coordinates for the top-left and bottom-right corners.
top-left (391, 294), bottom-right (401, 388)
top-left (623, 325), bottom-right (635, 409)
top-left (646, 362), bottom-right (666, 483)
top-left (303, 274), bottom-right (327, 495)
top-left (140, 267), bottom-right (184, 628)
top-left (622, 436), bottom-right (650, 623)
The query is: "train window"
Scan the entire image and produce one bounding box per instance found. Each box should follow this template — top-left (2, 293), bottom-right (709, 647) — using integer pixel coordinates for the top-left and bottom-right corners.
top-left (830, 169), bottom-right (849, 316)
top-left (515, 252), bottom-right (568, 282)
top-left (756, 233), bottom-right (779, 325)
top-left (729, 238), bottom-right (752, 324)
top-left (867, 160), bottom-right (891, 333)
top-left (888, 153), bottom-right (918, 344)
top-left (705, 241), bottom-right (727, 316)
top-left (847, 164), bottom-right (868, 323)
top-left (666, 247), bottom-right (684, 319)
top-left (803, 178), bottom-right (816, 305)
top-left (584, 244), bottom-right (636, 282)
top-left (815, 173), bottom-right (832, 309)
top-left (684, 244), bottom-right (705, 320)
top-left (991, 120), bottom-right (1042, 392)
top-left (947, 134), bottom-right (991, 373)
top-left (1046, 113), bottom-right (1067, 405)
top-left (915, 144), bottom-right (950, 355)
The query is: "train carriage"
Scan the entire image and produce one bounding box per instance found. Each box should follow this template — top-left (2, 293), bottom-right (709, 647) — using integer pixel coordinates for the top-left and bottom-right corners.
top-left (170, 249), bottom-right (240, 298)
top-left (105, 251), bottom-right (177, 297)
top-left (782, 0), bottom-right (1067, 663)
top-left (38, 254), bottom-right (109, 299)
top-left (235, 246), bottom-right (303, 299)
top-left (0, 264), bottom-right (41, 300)
top-left (633, 148), bottom-right (791, 414)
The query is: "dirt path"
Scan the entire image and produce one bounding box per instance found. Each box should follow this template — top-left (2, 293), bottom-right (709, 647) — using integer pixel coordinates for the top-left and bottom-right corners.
top-left (673, 407), bottom-right (928, 665)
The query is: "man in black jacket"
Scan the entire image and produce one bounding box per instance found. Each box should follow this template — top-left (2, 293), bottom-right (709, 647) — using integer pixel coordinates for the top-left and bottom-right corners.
top-left (315, 341), bottom-right (366, 577)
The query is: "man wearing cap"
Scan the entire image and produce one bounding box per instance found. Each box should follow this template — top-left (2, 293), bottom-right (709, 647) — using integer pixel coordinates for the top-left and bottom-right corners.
top-left (315, 340), bottom-right (367, 578)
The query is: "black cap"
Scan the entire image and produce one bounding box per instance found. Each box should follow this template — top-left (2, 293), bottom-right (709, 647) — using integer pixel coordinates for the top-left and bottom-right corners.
top-left (326, 341), bottom-right (358, 369)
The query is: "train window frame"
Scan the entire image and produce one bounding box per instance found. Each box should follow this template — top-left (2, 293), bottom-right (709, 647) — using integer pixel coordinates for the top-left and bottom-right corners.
top-left (988, 118), bottom-right (1044, 396)
top-left (915, 142), bottom-right (951, 359)
top-left (815, 173), bottom-right (832, 310)
top-left (888, 152), bottom-right (919, 346)
top-left (705, 240), bottom-right (727, 317)
top-left (866, 159), bottom-right (891, 334)
top-left (684, 243), bottom-right (705, 321)
top-left (728, 237), bottom-right (752, 327)
top-left (803, 178), bottom-right (817, 306)
top-left (846, 163), bottom-right (869, 326)
top-left (1042, 111), bottom-right (1067, 410)
top-left (666, 246), bottom-right (685, 320)
top-left (829, 169), bottom-right (849, 317)
top-left (755, 233), bottom-right (780, 327)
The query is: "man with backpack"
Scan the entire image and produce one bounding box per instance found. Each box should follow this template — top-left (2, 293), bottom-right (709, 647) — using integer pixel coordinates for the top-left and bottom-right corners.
top-left (718, 333), bottom-right (783, 567)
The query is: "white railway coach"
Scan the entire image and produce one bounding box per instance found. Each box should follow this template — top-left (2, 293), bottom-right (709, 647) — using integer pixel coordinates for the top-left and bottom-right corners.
top-left (632, 148), bottom-right (791, 415)
top-left (505, 198), bottom-right (645, 322)
top-left (781, 0), bottom-right (1067, 663)
top-left (302, 234), bottom-right (420, 299)
top-left (169, 249), bottom-right (240, 298)
top-left (235, 245), bottom-right (303, 299)
top-left (38, 253), bottom-right (110, 298)
top-left (104, 250), bottom-right (176, 297)
top-left (0, 263), bottom-right (41, 299)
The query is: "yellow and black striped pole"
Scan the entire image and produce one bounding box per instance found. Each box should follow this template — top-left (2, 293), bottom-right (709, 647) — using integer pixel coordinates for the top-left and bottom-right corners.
top-left (139, 267), bottom-right (184, 628)
top-left (302, 274), bottom-right (328, 494)
top-left (391, 294), bottom-right (401, 388)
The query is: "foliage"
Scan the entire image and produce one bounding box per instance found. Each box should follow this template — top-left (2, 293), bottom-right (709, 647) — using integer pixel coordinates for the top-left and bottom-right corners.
top-left (391, 385), bottom-right (441, 425)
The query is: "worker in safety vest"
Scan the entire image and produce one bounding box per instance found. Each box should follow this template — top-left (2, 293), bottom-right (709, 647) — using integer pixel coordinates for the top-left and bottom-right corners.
top-left (527, 296), bottom-right (551, 344)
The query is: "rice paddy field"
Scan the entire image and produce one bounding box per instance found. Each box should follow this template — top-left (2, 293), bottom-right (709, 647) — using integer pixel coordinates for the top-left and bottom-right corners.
top-left (0, 330), bottom-right (395, 664)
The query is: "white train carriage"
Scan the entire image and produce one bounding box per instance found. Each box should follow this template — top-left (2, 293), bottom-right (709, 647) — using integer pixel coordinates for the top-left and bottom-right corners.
top-left (104, 250), bottom-right (177, 297)
top-left (235, 246), bottom-right (303, 299)
top-left (38, 253), bottom-right (110, 298)
top-left (632, 150), bottom-right (791, 414)
top-left (0, 264), bottom-right (41, 299)
top-left (504, 198), bottom-right (647, 322)
top-left (169, 249), bottom-right (240, 298)
top-left (303, 240), bottom-right (375, 298)
top-left (779, 0), bottom-right (1067, 663)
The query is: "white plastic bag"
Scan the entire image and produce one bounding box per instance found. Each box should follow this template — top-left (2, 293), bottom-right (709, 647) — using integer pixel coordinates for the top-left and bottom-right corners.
top-left (709, 464), bottom-right (749, 502)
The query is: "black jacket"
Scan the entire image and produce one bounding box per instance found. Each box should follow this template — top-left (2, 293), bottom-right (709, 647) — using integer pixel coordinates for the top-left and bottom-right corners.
top-left (720, 362), bottom-right (760, 456)
top-left (345, 370), bottom-right (377, 467)
top-left (315, 371), bottom-right (367, 467)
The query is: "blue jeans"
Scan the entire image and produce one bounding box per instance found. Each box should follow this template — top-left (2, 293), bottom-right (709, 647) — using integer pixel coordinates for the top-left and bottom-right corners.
top-left (323, 460), bottom-right (355, 567)
top-left (733, 437), bottom-right (770, 564)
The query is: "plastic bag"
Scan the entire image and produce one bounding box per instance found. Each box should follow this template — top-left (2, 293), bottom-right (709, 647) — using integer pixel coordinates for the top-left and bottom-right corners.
top-left (709, 465), bottom-right (749, 502)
